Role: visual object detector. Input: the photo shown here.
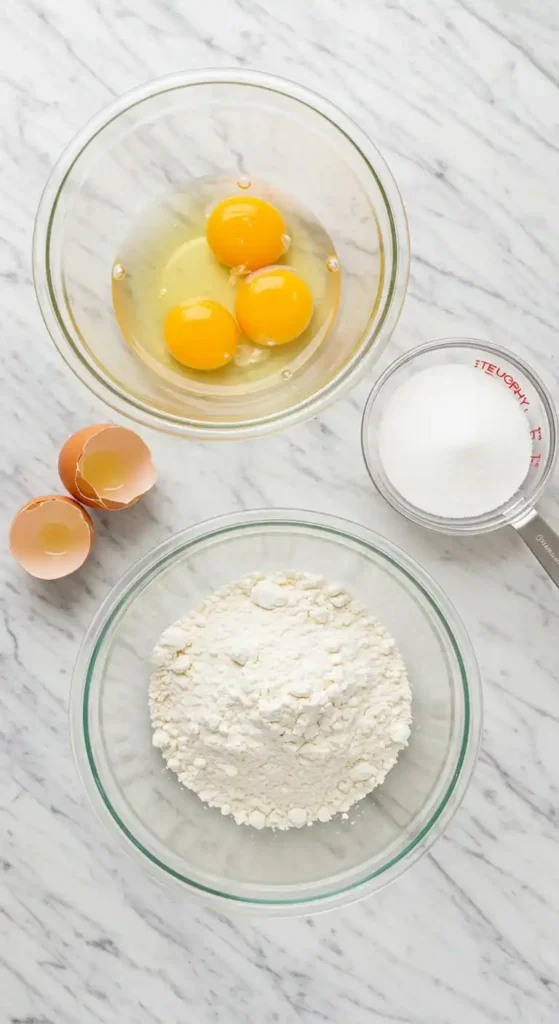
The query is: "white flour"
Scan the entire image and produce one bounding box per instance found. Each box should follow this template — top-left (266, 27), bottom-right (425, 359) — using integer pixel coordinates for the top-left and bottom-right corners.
top-left (149, 571), bottom-right (412, 830)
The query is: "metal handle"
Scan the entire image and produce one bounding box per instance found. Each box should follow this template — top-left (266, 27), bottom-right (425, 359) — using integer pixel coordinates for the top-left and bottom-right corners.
top-left (513, 509), bottom-right (559, 589)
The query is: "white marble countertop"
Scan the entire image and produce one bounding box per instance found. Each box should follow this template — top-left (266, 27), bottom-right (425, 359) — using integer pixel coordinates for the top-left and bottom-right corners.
top-left (2, 1), bottom-right (559, 1021)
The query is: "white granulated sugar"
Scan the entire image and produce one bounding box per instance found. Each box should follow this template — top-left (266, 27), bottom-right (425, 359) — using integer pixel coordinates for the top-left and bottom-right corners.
top-left (149, 571), bottom-right (412, 830)
top-left (378, 363), bottom-right (532, 518)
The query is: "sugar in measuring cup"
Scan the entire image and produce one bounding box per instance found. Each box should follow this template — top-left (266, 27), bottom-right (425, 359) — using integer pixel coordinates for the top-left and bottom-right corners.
top-left (361, 338), bottom-right (559, 588)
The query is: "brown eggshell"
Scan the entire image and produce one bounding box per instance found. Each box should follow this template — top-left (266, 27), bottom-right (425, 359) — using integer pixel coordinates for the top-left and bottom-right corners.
top-left (58, 424), bottom-right (113, 508)
top-left (9, 495), bottom-right (94, 580)
top-left (58, 424), bottom-right (156, 511)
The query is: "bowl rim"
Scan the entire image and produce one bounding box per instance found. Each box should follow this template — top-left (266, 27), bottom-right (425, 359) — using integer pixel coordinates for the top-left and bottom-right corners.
top-left (33, 68), bottom-right (410, 440)
top-left (361, 337), bottom-right (559, 535)
top-left (71, 508), bottom-right (482, 913)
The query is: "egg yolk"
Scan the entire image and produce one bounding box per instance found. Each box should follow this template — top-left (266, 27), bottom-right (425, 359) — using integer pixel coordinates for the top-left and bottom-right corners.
top-left (206, 196), bottom-right (287, 272)
top-left (235, 268), bottom-right (314, 347)
top-left (164, 299), bottom-right (239, 370)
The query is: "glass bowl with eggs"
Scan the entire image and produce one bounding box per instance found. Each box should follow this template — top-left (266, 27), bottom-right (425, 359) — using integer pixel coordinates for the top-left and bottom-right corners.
top-left (70, 509), bottom-right (481, 915)
top-left (33, 69), bottom-right (409, 439)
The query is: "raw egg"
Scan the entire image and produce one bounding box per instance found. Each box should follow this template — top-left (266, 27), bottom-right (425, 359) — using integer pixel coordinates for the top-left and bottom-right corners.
top-left (206, 196), bottom-right (288, 272)
top-left (59, 424), bottom-right (156, 511)
top-left (235, 267), bottom-right (314, 346)
top-left (164, 298), bottom-right (239, 371)
top-left (9, 496), bottom-right (94, 580)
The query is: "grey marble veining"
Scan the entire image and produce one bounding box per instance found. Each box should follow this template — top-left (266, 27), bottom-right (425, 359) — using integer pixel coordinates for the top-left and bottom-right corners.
top-left (1, 1), bottom-right (558, 1021)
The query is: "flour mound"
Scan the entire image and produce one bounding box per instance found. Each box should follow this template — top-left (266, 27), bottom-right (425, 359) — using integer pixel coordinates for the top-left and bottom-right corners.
top-left (149, 571), bottom-right (412, 830)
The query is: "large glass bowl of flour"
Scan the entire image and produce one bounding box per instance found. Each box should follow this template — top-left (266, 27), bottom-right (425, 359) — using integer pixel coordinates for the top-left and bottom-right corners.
top-left (71, 509), bottom-right (481, 914)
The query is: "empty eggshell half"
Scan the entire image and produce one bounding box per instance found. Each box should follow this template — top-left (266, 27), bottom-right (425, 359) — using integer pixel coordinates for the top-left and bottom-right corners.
top-left (9, 495), bottom-right (94, 580)
top-left (58, 424), bottom-right (156, 510)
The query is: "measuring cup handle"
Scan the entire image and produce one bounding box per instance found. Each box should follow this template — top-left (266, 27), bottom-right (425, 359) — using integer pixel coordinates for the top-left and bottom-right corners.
top-left (513, 510), bottom-right (559, 589)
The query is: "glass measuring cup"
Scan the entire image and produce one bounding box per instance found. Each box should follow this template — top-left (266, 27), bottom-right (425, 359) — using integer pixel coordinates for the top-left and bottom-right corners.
top-left (361, 338), bottom-right (559, 588)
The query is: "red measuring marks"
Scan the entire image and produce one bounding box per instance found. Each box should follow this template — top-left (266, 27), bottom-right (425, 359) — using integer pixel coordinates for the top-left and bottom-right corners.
top-left (474, 358), bottom-right (544, 468)
top-left (474, 359), bottom-right (530, 408)
top-left (530, 427), bottom-right (543, 468)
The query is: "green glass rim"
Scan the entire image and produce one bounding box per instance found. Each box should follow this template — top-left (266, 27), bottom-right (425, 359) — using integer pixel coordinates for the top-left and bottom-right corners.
top-left (33, 69), bottom-right (410, 438)
top-left (76, 510), bottom-right (478, 908)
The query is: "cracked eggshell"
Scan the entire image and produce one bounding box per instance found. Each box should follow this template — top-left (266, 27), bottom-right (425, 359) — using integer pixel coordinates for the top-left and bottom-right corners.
top-left (58, 424), bottom-right (156, 511)
top-left (9, 495), bottom-right (94, 580)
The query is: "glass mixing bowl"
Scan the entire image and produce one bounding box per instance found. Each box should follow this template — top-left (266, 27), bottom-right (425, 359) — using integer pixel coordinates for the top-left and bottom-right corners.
top-left (33, 69), bottom-right (409, 439)
top-left (70, 509), bottom-right (481, 915)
